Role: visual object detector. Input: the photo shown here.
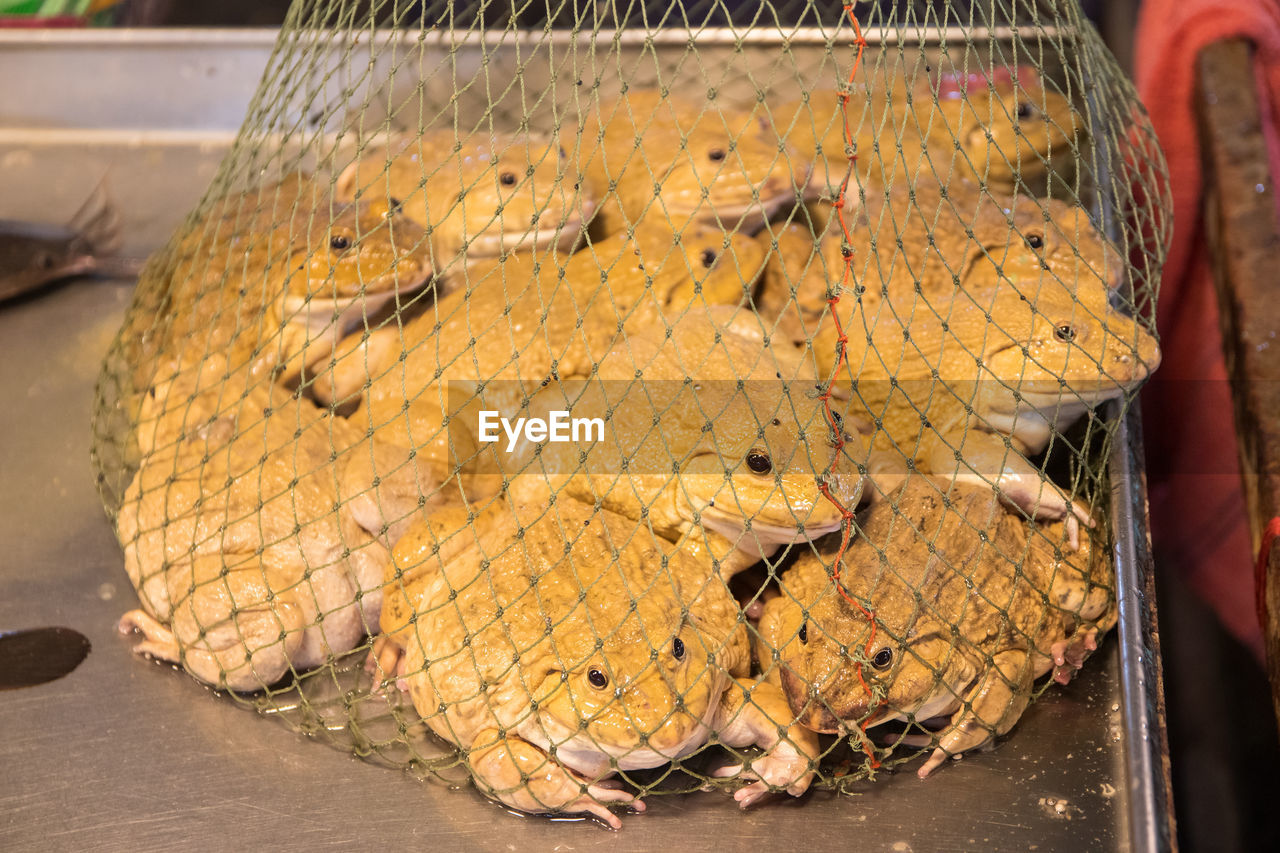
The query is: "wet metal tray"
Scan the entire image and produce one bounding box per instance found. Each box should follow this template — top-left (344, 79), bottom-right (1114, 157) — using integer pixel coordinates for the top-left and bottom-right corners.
top-left (0, 29), bottom-right (1172, 852)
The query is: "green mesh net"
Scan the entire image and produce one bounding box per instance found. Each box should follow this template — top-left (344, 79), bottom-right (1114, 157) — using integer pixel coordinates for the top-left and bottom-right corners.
top-left (90, 0), bottom-right (1168, 826)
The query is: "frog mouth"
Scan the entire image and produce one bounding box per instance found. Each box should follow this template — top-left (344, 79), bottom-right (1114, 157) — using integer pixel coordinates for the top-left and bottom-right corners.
top-left (699, 507), bottom-right (843, 552)
top-left (463, 208), bottom-right (589, 258)
top-left (280, 272), bottom-right (434, 337)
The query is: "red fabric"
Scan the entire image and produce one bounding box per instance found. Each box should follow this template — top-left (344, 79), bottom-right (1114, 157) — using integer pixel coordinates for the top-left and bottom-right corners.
top-left (1136, 0), bottom-right (1280, 659)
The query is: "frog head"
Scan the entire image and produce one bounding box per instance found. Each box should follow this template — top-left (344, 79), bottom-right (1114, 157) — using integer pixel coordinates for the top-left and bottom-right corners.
top-left (577, 221), bottom-right (768, 317)
top-left (528, 553), bottom-right (730, 771)
top-left (277, 196), bottom-right (433, 334)
top-left (674, 395), bottom-right (866, 559)
top-left (432, 133), bottom-right (592, 264)
top-left (954, 194), bottom-right (1124, 302)
top-left (570, 327), bottom-right (863, 557)
top-left (336, 131), bottom-right (593, 270)
top-left (642, 112), bottom-right (804, 233)
top-left (590, 93), bottom-right (806, 235)
top-left (926, 66), bottom-right (1083, 189)
top-left (767, 579), bottom-right (972, 733)
top-left (976, 291), bottom-right (1161, 429)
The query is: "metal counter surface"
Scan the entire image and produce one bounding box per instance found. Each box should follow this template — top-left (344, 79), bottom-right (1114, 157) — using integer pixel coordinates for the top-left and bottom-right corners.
top-left (0, 29), bottom-right (1149, 853)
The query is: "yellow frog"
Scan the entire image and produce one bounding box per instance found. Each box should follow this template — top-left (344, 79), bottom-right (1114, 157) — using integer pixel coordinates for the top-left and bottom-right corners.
top-left (827, 286), bottom-right (1159, 546)
top-left (137, 173), bottom-right (434, 400)
top-left (487, 309), bottom-right (867, 576)
top-left (116, 356), bottom-right (444, 691)
top-left (761, 177), bottom-right (1122, 352)
top-left (576, 90), bottom-right (809, 237)
top-left (379, 496), bottom-right (818, 826)
top-left (334, 130), bottom-right (593, 279)
top-left (758, 478), bottom-right (1114, 777)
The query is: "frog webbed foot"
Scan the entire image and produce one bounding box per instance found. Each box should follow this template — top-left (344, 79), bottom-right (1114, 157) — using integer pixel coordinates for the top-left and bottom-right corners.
top-left (916, 649), bottom-right (1034, 779)
top-left (712, 737), bottom-right (815, 807)
top-left (713, 678), bottom-right (819, 806)
top-left (118, 609), bottom-right (181, 663)
top-left (1050, 625), bottom-right (1101, 685)
top-left (466, 728), bottom-right (644, 829)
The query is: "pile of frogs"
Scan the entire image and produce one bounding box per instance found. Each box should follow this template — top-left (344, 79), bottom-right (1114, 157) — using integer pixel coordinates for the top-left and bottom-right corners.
top-left (110, 70), bottom-right (1160, 827)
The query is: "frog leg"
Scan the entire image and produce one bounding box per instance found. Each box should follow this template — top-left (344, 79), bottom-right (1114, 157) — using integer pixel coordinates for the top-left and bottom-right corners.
top-left (921, 430), bottom-right (1092, 549)
top-left (917, 649), bottom-right (1034, 778)
top-left (363, 635), bottom-right (407, 694)
top-left (466, 728), bottom-right (644, 829)
top-left (1050, 618), bottom-right (1114, 685)
top-left (307, 326), bottom-right (403, 407)
top-left (710, 677), bottom-right (819, 807)
top-left (160, 554), bottom-right (309, 691)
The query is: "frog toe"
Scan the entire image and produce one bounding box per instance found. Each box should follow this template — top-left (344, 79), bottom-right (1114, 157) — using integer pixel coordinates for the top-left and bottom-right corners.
top-left (1050, 626), bottom-right (1100, 684)
top-left (720, 745), bottom-right (814, 803)
top-left (364, 635), bottom-right (404, 693)
top-left (917, 747), bottom-right (950, 779)
top-left (118, 609), bottom-right (181, 663)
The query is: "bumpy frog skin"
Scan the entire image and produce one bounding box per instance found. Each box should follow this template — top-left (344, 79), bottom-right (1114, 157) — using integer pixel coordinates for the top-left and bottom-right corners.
top-left (753, 219), bottom-right (845, 342)
top-left (115, 357), bottom-right (442, 690)
top-left (334, 130), bottom-right (593, 276)
top-left (577, 90), bottom-right (809, 237)
top-left (759, 479), bottom-right (1115, 778)
top-left (147, 174), bottom-right (433, 399)
top-left (776, 65), bottom-right (1082, 197)
top-left (378, 498), bottom-right (817, 827)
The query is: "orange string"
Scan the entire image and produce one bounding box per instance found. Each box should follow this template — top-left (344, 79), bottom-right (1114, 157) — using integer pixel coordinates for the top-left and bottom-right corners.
top-left (816, 2), bottom-right (881, 768)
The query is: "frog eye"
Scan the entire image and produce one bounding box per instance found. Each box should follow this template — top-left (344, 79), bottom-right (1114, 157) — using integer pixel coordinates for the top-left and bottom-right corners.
top-left (587, 667), bottom-right (609, 689)
top-left (699, 248), bottom-right (717, 268)
top-left (798, 622), bottom-right (808, 644)
top-left (36, 252), bottom-right (56, 270)
top-left (745, 449), bottom-right (772, 475)
top-left (386, 197), bottom-right (403, 214)
top-left (1054, 323), bottom-right (1077, 343)
top-left (672, 637), bottom-right (686, 661)
top-left (1015, 102), bottom-right (1034, 120)
top-left (329, 234), bottom-right (352, 251)
top-left (1025, 233), bottom-right (1044, 250)
top-left (499, 171), bottom-right (517, 187)
top-left (871, 648), bottom-right (894, 671)
top-left (708, 147), bottom-right (726, 162)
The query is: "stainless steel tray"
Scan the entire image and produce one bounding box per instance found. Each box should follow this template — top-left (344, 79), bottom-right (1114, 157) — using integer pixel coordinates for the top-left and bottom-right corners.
top-left (0, 29), bottom-right (1171, 852)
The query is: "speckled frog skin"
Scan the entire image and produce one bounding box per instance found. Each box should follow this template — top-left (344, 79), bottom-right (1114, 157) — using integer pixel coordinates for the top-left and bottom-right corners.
top-left (576, 90), bottom-right (809, 237)
top-left (379, 496), bottom-right (818, 827)
top-left (758, 478), bottom-right (1115, 777)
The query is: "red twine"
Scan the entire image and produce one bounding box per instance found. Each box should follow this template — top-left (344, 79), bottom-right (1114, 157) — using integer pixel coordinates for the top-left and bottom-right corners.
top-left (816, 2), bottom-right (881, 768)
